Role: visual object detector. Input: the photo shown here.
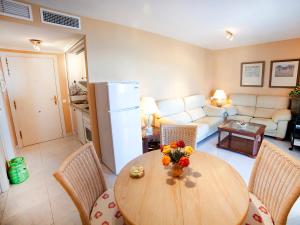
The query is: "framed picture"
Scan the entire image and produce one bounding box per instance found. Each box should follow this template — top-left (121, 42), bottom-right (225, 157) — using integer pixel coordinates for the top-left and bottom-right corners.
top-left (240, 61), bottom-right (265, 87)
top-left (269, 59), bottom-right (300, 88)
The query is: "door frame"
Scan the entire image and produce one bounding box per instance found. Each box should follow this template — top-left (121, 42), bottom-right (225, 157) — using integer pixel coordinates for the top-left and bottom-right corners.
top-left (0, 53), bottom-right (66, 147)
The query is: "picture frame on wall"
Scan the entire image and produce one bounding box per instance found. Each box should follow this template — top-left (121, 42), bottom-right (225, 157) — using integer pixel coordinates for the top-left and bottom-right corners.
top-left (269, 59), bottom-right (300, 88)
top-left (240, 61), bottom-right (265, 87)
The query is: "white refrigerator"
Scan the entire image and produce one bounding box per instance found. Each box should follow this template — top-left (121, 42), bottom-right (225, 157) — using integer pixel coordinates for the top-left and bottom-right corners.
top-left (95, 81), bottom-right (143, 174)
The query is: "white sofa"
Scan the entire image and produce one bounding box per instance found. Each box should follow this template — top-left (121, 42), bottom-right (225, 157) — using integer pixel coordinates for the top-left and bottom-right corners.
top-left (225, 94), bottom-right (291, 139)
top-left (155, 95), bottom-right (226, 143)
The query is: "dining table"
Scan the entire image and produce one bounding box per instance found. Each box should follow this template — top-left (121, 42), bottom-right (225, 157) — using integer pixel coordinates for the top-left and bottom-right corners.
top-left (114, 150), bottom-right (249, 225)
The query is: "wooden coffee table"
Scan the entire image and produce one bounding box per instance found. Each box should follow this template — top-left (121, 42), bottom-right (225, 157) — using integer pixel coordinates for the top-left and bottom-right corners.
top-left (217, 120), bottom-right (266, 157)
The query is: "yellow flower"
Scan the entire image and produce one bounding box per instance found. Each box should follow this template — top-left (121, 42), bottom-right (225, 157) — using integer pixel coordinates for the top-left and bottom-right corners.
top-left (162, 145), bottom-right (171, 154)
top-left (162, 155), bottom-right (171, 166)
top-left (184, 146), bottom-right (194, 155)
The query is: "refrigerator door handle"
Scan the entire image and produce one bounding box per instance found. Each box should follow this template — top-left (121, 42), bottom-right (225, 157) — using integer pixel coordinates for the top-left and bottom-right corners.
top-left (109, 106), bottom-right (139, 113)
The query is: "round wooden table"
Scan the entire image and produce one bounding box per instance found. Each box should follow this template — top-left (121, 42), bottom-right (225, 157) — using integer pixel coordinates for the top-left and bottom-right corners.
top-left (114, 150), bottom-right (249, 225)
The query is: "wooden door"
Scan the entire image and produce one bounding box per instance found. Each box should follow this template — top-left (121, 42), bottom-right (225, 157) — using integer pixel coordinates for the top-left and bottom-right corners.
top-left (3, 56), bottom-right (63, 146)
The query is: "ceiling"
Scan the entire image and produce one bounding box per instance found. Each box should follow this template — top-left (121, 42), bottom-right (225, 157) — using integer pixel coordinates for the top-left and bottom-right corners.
top-left (0, 20), bottom-right (82, 52)
top-left (27, 0), bottom-right (300, 49)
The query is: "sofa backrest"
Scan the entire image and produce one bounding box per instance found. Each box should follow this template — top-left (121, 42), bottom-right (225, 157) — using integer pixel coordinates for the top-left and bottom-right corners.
top-left (256, 96), bottom-right (289, 109)
top-left (229, 94), bottom-right (290, 119)
top-left (184, 95), bottom-right (206, 110)
top-left (156, 94), bottom-right (207, 126)
top-left (230, 94), bottom-right (257, 117)
top-left (184, 95), bottom-right (206, 121)
top-left (254, 96), bottom-right (289, 119)
top-left (156, 97), bottom-right (192, 125)
top-left (157, 98), bottom-right (185, 117)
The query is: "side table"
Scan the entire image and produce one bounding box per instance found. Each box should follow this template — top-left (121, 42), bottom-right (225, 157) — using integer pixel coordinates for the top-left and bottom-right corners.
top-left (289, 115), bottom-right (300, 150)
top-left (142, 127), bottom-right (160, 153)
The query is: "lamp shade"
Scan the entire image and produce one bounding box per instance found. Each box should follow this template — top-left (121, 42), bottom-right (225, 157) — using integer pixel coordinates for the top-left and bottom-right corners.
top-left (141, 97), bottom-right (158, 115)
top-left (212, 90), bottom-right (227, 100)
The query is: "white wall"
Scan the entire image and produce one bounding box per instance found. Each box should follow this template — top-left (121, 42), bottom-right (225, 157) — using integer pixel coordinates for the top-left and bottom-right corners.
top-left (82, 18), bottom-right (214, 100)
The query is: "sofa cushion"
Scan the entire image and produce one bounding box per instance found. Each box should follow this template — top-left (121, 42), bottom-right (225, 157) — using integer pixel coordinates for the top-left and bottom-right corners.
top-left (203, 105), bottom-right (226, 117)
top-left (184, 95), bottom-right (206, 110)
top-left (188, 122), bottom-right (209, 141)
top-left (194, 116), bottom-right (223, 130)
top-left (272, 109), bottom-right (291, 122)
top-left (187, 108), bottom-right (206, 121)
top-left (250, 118), bottom-right (277, 131)
top-left (236, 106), bottom-right (255, 117)
top-left (162, 112), bottom-right (192, 124)
top-left (256, 95), bottom-right (289, 109)
top-left (228, 115), bottom-right (252, 122)
top-left (254, 108), bottom-right (276, 119)
top-left (157, 98), bottom-right (184, 117)
top-left (230, 94), bottom-right (257, 107)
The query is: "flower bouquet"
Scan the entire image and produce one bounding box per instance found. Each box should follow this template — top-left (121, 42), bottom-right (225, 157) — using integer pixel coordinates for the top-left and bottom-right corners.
top-left (161, 140), bottom-right (194, 177)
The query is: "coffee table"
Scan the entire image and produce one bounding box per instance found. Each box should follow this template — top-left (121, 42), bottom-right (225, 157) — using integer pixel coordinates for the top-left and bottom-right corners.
top-left (217, 120), bottom-right (266, 157)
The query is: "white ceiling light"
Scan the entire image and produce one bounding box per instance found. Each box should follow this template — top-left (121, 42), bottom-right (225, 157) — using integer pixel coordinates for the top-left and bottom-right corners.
top-left (29, 39), bottom-right (41, 51)
top-left (225, 30), bottom-right (234, 41)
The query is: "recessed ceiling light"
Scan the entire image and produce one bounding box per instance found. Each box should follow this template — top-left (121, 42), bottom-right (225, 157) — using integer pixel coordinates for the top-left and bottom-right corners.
top-left (225, 30), bottom-right (234, 41)
top-left (29, 39), bottom-right (42, 51)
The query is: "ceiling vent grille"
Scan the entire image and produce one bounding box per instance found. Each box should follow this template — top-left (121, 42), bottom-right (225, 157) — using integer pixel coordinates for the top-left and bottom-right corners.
top-left (0, 0), bottom-right (32, 21)
top-left (40, 8), bottom-right (81, 30)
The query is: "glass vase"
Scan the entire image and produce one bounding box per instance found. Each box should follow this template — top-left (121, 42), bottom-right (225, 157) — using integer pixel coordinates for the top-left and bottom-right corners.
top-left (172, 163), bottom-right (184, 177)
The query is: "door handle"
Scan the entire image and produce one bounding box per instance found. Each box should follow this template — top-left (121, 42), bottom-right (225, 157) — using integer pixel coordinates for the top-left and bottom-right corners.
top-left (54, 96), bottom-right (58, 105)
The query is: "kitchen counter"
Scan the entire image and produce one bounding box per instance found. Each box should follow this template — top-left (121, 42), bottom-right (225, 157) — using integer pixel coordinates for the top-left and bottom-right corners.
top-left (71, 103), bottom-right (89, 113)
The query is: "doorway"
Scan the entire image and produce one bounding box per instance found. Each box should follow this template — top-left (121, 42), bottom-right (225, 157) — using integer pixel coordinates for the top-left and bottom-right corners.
top-left (1, 54), bottom-right (65, 147)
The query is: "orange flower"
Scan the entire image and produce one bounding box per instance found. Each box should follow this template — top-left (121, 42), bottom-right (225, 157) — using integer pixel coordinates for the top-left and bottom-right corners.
top-left (170, 141), bottom-right (178, 149)
top-left (162, 155), bottom-right (171, 166)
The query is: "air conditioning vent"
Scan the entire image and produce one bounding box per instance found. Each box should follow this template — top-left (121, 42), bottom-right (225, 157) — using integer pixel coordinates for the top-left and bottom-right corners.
top-left (0, 0), bottom-right (32, 21)
top-left (40, 8), bottom-right (81, 30)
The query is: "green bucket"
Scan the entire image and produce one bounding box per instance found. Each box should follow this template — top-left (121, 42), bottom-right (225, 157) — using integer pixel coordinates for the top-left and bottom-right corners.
top-left (8, 157), bottom-right (29, 184)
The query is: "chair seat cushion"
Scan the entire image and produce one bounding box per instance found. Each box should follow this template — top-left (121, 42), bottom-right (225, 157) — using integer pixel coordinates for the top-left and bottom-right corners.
top-left (244, 193), bottom-right (274, 225)
top-left (90, 189), bottom-right (124, 225)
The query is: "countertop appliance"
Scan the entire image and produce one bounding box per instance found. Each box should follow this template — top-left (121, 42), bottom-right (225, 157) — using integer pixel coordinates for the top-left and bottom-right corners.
top-left (95, 81), bottom-right (142, 174)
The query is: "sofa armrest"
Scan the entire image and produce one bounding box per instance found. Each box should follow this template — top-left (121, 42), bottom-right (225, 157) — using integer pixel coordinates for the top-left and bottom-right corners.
top-left (272, 109), bottom-right (291, 123)
top-left (203, 105), bottom-right (226, 117)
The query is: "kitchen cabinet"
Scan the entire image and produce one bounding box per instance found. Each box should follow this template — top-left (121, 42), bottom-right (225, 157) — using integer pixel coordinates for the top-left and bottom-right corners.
top-left (76, 109), bottom-right (85, 144)
top-left (71, 106), bottom-right (85, 144)
top-left (71, 106), bottom-right (78, 135)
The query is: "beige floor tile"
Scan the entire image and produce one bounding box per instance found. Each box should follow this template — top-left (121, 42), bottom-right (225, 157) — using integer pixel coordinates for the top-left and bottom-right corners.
top-left (46, 177), bottom-right (65, 199)
top-left (0, 192), bottom-right (8, 222)
top-left (53, 210), bottom-right (81, 225)
top-left (7, 170), bottom-right (45, 196)
top-left (3, 183), bottom-right (48, 219)
top-left (101, 164), bottom-right (116, 189)
top-left (1, 200), bottom-right (53, 225)
top-left (50, 192), bottom-right (79, 223)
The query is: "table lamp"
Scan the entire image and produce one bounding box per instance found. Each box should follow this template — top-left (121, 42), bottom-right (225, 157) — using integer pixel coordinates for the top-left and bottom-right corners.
top-left (212, 90), bottom-right (227, 107)
top-left (141, 97), bottom-right (158, 135)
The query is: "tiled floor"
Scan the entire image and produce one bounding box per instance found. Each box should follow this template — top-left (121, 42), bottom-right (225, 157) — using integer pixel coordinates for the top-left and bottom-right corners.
top-left (0, 135), bottom-right (299, 225)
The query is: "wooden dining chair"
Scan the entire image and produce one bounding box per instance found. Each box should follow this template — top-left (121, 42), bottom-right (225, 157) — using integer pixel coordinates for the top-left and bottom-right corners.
top-left (244, 140), bottom-right (300, 225)
top-left (160, 124), bottom-right (198, 149)
top-left (53, 142), bottom-right (124, 225)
